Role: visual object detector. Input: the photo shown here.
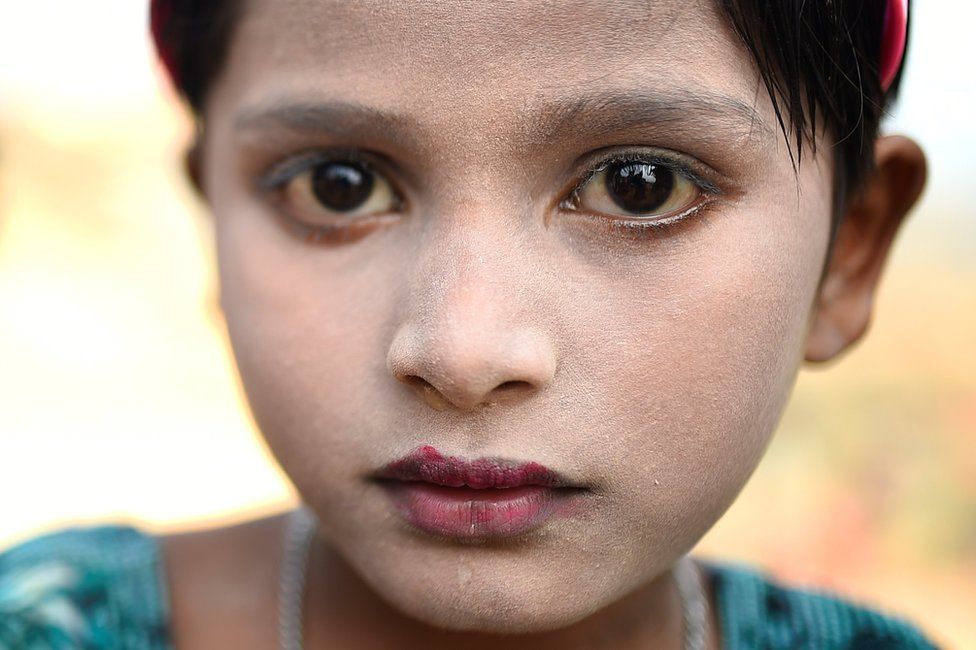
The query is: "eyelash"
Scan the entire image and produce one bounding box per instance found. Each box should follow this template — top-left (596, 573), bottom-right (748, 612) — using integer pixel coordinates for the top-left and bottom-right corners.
top-left (258, 148), bottom-right (382, 192)
top-left (559, 149), bottom-right (722, 238)
top-left (257, 148), bottom-right (721, 241)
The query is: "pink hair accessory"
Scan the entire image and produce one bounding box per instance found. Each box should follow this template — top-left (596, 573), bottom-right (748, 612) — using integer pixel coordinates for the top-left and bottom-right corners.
top-left (149, 0), bottom-right (179, 88)
top-left (879, 0), bottom-right (909, 91)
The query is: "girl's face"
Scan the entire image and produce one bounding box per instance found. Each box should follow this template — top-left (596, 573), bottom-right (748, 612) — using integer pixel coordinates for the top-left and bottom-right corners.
top-left (201, 0), bottom-right (834, 633)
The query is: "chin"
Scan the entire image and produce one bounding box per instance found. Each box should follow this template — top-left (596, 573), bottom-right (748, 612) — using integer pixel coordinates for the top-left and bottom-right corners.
top-left (384, 581), bottom-right (604, 634)
top-left (342, 537), bottom-right (627, 635)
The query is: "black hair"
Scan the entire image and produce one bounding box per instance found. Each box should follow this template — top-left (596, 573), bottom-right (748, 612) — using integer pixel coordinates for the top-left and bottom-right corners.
top-left (153, 0), bottom-right (907, 223)
top-left (719, 0), bottom-right (907, 250)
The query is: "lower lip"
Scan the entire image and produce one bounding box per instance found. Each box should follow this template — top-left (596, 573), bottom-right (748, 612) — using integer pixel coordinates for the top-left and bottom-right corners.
top-left (380, 482), bottom-right (582, 539)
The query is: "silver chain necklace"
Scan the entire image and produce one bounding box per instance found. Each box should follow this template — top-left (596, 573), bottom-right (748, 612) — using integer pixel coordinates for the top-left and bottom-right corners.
top-left (278, 505), bottom-right (708, 650)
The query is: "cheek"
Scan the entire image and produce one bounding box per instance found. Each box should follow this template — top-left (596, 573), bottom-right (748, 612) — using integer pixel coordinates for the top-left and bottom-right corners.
top-left (210, 185), bottom-right (399, 505)
top-left (570, 186), bottom-right (831, 564)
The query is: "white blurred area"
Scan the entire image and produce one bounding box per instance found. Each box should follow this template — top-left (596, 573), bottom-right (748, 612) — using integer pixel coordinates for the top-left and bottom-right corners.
top-left (0, 0), bottom-right (297, 539)
top-left (0, 1), bottom-right (973, 646)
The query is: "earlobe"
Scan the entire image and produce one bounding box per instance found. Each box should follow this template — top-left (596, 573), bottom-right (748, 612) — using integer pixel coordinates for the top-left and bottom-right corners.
top-left (804, 135), bottom-right (927, 364)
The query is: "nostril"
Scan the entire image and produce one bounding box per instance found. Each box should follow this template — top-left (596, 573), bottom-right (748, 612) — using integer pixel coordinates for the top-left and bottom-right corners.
top-left (402, 375), bottom-right (435, 392)
top-left (399, 374), bottom-right (453, 411)
top-left (495, 380), bottom-right (532, 393)
top-left (483, 380), bottom-right (541, 406)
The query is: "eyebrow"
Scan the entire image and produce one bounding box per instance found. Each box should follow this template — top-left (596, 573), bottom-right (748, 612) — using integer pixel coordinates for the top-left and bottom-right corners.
top-left (235, 100), bottom-right (424, 148)
top-left (234, 88), bottom-right (773, 149)
top-left (527, 89), bottom-right (774, 145)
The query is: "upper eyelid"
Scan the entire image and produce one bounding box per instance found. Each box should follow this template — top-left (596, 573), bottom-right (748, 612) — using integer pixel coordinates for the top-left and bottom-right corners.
top-left (572, 149), bottom-right (723, 197)
top-left (257, 149), bottom-right (396, 192)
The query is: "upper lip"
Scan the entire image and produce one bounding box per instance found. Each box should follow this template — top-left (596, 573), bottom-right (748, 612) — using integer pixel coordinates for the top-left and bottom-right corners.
top-left (373, 444), bottom-right (574, 489)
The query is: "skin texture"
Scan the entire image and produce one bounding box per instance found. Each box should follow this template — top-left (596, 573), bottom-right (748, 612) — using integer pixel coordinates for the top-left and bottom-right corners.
top-left (163, 0), bottom-right (927, 647)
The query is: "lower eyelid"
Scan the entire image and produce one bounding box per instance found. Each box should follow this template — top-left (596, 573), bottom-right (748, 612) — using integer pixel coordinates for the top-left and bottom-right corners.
top-left (272, 211), bottom-right (400, 246)
top-left (571, 194), bottom-right (719, 240)
top-left (622, 217), bottom-right (708, 241)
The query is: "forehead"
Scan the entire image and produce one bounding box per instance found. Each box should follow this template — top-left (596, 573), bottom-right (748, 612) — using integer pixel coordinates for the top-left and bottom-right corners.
top-left (233, 0), bottom-right (729, 75)
top-left (216, 0), bottom-right (771, 141)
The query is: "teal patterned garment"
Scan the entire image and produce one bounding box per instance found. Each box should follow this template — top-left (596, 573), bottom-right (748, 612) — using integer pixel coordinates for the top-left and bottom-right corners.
top-left (0, 527), bottom-right (169, 649)
top-left (0, 523), bottom-right (939, 649)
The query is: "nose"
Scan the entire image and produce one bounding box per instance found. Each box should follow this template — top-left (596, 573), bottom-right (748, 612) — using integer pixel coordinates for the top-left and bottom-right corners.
top-left (388, 325), bottom-right (557, 411)
top-left (386, 231), bottom-right (557, 412)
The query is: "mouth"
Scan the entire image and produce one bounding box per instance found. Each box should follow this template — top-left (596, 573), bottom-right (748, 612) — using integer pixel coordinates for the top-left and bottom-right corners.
top-left (372, 445), bottom-right (588, 540)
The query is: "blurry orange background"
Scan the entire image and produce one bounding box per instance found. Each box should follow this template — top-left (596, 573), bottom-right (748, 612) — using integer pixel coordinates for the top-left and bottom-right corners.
top-left (0, 1), bottom-right (973, 647)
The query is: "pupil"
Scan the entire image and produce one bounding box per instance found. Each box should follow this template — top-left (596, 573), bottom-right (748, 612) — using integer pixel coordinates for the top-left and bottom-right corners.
top-left (311, 162), bottom-right (374, 212)
top-left (606, 161), bottom-right (673, 213)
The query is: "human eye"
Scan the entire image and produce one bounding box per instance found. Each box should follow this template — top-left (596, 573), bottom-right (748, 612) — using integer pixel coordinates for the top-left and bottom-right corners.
top-left (259, 151), bottom-right (403, 243)
top-left (559, 150), bottom-right (721, 235)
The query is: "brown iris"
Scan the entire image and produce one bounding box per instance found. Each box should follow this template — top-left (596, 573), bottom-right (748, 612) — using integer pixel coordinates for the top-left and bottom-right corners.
top-left (311, 162), bottom-right (375, 212)
top-left (605, 162), bottom-right (674, 214)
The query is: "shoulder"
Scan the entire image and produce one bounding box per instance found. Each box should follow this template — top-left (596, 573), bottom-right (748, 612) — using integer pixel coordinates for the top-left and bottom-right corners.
top-left (0, 523), bottom-right (172, 649)
top-left (702, 559), bottom-right (940, 650)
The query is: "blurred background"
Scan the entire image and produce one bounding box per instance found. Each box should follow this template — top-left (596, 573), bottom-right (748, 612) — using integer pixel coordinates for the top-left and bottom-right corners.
top-left (0, 0), bottom-right (972, 646)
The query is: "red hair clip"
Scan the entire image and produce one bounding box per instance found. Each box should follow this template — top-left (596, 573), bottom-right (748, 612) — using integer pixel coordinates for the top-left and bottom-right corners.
top-left (149, 0), bottom-right (179, 89)
top-left (879, 0), bottom-right (909, 92)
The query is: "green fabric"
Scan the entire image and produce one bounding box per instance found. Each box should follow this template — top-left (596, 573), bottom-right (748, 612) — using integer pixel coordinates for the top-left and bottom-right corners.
top-left (699, 559), bottom-right (938, 649)
top-left (0, 526), bottom-right (169, 649)
top-left (0, 524), bottom-right (939, 649)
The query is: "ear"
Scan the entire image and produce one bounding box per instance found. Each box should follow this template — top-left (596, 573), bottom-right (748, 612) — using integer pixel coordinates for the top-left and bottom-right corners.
top-left (184, 139), bottom-right (206, 199)
top-left (804, 135), bottom-right (927, 363)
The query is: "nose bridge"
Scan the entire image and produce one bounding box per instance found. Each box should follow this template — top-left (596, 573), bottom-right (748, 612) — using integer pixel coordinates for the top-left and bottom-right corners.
top-left (424, 215), bottom-right (512, 329)
top-left (388, 211), bottom-right (556, 411)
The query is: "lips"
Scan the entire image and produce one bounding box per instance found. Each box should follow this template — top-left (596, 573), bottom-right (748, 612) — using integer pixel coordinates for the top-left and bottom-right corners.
top-left (373, 445), bottom-right (585, 540)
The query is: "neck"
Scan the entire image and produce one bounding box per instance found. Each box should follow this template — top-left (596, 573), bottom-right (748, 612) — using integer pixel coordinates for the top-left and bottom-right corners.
top-left (301, 531), bottom-right (689, 650)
